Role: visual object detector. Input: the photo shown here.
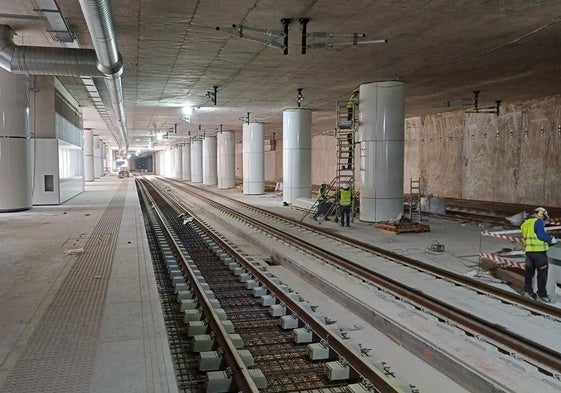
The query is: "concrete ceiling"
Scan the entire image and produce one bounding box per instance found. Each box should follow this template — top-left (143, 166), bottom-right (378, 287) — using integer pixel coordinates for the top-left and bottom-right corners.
top-left (2, 1), bottom-right (561, 153)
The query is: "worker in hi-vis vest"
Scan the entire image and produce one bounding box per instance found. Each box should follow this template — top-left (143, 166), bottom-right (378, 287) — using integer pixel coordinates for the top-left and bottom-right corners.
top-left (346, 89), bottom-right (358, 121)
top-left (521, 207), bottom-right (557, 303)
top-left (338, 184), bottom-right (352, 227)
top-left (314, 183), bottom-right (331, 221)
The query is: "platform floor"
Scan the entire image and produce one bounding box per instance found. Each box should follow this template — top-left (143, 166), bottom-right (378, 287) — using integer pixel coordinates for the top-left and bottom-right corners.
top-left (0, 175), bottom-right (558, 393)
top-left (0, 177), bottom-right (177, 393)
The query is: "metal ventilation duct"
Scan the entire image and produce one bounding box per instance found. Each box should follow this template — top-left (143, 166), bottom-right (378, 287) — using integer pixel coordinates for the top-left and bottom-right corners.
top-left (0, 0), bottom-right (129, 153)
top-left (0, 25), bottom-right (101, 76)
top-left (79, 0), bottom-right (128, 153)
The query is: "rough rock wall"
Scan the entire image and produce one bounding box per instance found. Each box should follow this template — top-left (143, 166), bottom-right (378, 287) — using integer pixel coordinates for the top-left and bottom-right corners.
top-left (311, 134), bottom-right (337, 185)
top-left (405, 95), bottom-right (561, 206)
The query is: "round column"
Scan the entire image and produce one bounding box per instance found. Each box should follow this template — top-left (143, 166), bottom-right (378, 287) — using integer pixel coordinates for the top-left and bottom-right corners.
top-left (164, 148), bottom-right (172, 177)
top-left (282, 108), bottom-right (312, 204)
top-left (101, 143), bottom-right (106, 174)
top-left (359, 81), bottom-right (405, 222)
top-left (84, 128), bottom-right (94, 181)
top-left (190, 139), bottom-right (203, 183)
top-left (153, 151), bottom-right (158, 174)
top-left (217, 131), bottom-right (235, 189)
top-left (203, 136), bottom-right (218, 185)
top-left (100, 142), bottom-right (106, 176)
top-left (93, 135), bottom-right (101, 178)
top-left (242, 123), bottom-right (264, 194)
top-left (0, 70), bottom-right (31, 212)
top-left (105, 147), bottom-right (113, 173)
top-left (154, 151), bottom-right (161, 175)
top-left (181, 143), bottom-right (191, 181)
top-left (161, 149), bottom-right (169, 177)
top-left (174, 145), bottom-right (183, 179)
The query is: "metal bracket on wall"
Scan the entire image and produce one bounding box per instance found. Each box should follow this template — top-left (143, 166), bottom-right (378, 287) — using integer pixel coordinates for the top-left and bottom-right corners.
top-left (465, 90), bottom-right (501, 116)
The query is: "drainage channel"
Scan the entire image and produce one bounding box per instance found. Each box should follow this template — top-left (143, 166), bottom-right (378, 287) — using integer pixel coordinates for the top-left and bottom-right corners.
top-left (137, 178), bottom-right (417, 393)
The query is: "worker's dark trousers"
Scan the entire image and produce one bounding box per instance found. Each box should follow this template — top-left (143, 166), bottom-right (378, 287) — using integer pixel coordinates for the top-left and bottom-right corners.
top-left (524, 251), bottom-right (549, 297)
top-left (317, 201), bottom-right (328, 217)
top-left (340, 205), bottom-right (351, 226)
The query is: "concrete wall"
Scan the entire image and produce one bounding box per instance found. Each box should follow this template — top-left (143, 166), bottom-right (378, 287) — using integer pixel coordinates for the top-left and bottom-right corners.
top-left (311, 134), bottom-right (338, 185)
top-left (231, 94), bottom-right (561, 206)
top-left (405, 95), bottom-right (561, 206)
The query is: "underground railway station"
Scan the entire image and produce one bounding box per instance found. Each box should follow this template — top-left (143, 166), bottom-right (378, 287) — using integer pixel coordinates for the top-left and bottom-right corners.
top-left (1, 2), bottom-right (561, 393)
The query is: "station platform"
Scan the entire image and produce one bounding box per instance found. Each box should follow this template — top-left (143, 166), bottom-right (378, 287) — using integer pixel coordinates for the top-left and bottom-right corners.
top-left (0, 176), bottom-right (177, 393)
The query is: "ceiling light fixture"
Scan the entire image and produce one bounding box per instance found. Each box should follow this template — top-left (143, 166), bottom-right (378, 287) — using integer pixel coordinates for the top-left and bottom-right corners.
top-left (182, 105), bottom-right (193, 115)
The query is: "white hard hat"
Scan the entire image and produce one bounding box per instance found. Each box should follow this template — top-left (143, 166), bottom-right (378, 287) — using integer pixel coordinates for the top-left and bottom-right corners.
top-left (534, 207), bottom-right (549, 221)
top-left (342, 184), bottom-right (349, 190)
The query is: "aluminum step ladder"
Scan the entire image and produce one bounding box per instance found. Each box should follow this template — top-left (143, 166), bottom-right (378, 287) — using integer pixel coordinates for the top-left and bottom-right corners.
top-left (408, 178), bottom-right (422, 222)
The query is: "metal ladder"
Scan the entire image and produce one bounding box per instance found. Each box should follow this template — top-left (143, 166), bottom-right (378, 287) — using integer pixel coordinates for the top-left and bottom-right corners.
top-left (301, 177), bottom-right (338, 223)
top-left (408, 178), bottom-right (422, 221)
top-left (335, 100), bottom-right (358, 222)
top-left (302, 100), bottom-right (359, 224)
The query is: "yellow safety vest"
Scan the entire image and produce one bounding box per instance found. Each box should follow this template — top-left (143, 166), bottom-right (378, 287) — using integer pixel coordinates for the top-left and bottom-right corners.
top-left (340, 189), bottom-right (352, 206)
top-left (521, 217), bottom-right (549, 252)
top-left (318, 187), bottom-right (328, 202)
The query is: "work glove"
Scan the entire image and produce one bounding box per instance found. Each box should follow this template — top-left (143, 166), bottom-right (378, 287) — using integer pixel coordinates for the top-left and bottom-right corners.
top-left (551, 237), bottom-right (558, 245)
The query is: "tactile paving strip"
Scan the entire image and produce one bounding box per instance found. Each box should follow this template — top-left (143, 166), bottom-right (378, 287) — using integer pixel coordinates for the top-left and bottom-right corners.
top-left (0, 183), bottom-right (127, 393)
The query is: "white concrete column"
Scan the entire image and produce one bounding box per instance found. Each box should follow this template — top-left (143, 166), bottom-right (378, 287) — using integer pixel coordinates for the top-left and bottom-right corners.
top-left (282, 108), bottom-right (312, 204)
top-left (217, 131), bottom-right (235, 189)
top-left (181, 143), bottom-right (191, 181)
top-left (203, 136), bottom-right (218, 186)
top-left (105, 147), bottom-right (113, 173)
top-left (93, 135), bottom-right (101, 179)
top-left (164, 148), bottom-right (172, 177)
top-left (359, 81), bottom-right (405, 222)
top-left (0, 69), bottom-right (31, 212)
top-left (83, 128), bottom-right (95, 181)
top-left (160, 149), bottom-right (169, 177)
top-left (174, 145), bottom-right (183, 179)
top-left (153, 151), bottom-right (160, 175)
top-left (160, 150), bottom-right (166, 176)
top-left (243, 123), bottom-right (264, 194)
top-left (191, 139), bottom-right (203, 183)
top-left (100, 142), bottom-right (106, 176)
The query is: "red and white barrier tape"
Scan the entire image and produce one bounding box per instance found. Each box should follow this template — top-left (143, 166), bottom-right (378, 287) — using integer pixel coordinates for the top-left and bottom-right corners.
top-left (480, 252), bottom-right (525, 269)
top-left (480, 229), bottom-right (523, 243)
top-left (481, 225), bottom-right (561, 243)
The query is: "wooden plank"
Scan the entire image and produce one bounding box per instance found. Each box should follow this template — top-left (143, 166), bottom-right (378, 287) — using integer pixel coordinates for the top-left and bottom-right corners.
top-left (376, 221), bottom-right (431, 234)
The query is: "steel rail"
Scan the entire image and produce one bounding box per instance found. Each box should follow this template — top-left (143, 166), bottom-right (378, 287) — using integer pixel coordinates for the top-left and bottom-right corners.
top-left (145, 188), bottom-right (412, 393)
top-left (158, 178), bottom-right (561, 375)
top-left (161, 177), bottom-right (561, 320)
top-left (137, 179), bottom-right (261, 393)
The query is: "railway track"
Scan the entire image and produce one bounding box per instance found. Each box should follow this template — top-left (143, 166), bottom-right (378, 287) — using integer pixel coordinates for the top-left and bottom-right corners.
top-left (139, 176), bottom-right (561, 392)
top-left (137, 178), bottom-right (414, 393)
